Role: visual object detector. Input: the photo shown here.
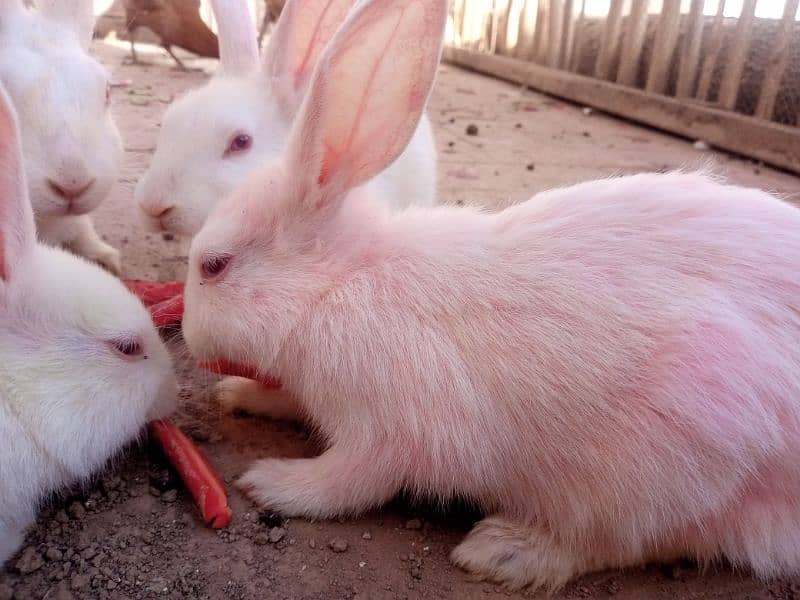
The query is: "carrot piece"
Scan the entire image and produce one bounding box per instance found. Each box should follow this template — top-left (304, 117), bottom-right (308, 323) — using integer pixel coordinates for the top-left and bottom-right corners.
top-left (149, 293), bottom-right (184, 328)
top-left (148, 419), bottom-right (232, 529)
top-left (123, 280), bottom-right (184, 307)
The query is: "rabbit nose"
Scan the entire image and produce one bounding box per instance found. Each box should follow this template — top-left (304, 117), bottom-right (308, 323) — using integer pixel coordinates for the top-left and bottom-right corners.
top-left (48, 178), bottom-right (94, 201)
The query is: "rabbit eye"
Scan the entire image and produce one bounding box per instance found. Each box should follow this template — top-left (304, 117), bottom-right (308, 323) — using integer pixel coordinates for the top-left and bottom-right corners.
top-left (201, 253), bottom-right (232, 279)
top-left (225, 133), bottom-right (252, 156)
top-left (110, 335), bottom-right (144, 358)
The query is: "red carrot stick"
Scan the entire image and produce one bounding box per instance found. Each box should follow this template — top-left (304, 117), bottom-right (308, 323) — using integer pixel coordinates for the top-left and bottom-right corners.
top-left (149, 293), bottom-right (184, 328)
top-left (124, 280), bottom-right (184, 307)
top-left (148, 419), bottom-right (232, 529)
top-left (198, 359), bottom-right (283, 389)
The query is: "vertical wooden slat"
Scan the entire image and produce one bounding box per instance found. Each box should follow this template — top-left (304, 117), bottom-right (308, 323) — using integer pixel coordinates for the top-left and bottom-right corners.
top-left (496, 0), bottom-right (513, 55)
top-left (558, 0), bottom-right (575, 68)
top-left (717, 0), bottom-right (756, 109)
top-left (645, 0), bottom-right (682, 94)
top-left (547, 0), bottom-right (564, 66)
top-left (568, 0), bottom-right (586, 71)
top-left (755, 0), bottom-right (799, 119)
top-left (532, 0), bottom-right (550, 61)
top-left (594, 0), bottom-right (625, 80)
top-left (616, 0), bottom-right (649, 86)
top-left (696, 0), bottom-right (726, 101)
top-left (489, 0), bottom-right (501, 53)
top-left (675, 0), bottom-right (705, 97)
top-left (515, 0), bottom-right (536, 58)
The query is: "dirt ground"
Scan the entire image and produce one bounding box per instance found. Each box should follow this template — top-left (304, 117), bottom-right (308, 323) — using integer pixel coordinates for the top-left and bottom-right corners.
top-left (3, 39), bottom-right (800, 600)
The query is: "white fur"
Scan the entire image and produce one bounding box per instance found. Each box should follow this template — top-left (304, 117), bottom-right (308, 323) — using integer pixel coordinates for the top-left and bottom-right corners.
top-left (0, 0), bottom-right (123, 273)
top-left (0, 85), bottom-right (175, 566)
top-left (134, 0), bottom-right (437, 237)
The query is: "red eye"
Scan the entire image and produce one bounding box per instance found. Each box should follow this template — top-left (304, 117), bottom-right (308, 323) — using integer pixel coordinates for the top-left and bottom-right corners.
top-left (201, 253), bottom-right (231, 279)
top-left (225, 133), bottom-right (252, 156)
top-left (110, 335), bottom-right (143, 357)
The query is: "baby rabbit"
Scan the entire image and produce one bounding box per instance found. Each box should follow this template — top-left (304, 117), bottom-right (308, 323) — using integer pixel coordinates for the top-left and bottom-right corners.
top-left (183, 0), bottom-right (800, 589)
top-left (0, 0), bottom-right (123, 274)
top-left (0, 87), bottom-right (176, 566)
top-left (134, 0), bottom-right (437, 239)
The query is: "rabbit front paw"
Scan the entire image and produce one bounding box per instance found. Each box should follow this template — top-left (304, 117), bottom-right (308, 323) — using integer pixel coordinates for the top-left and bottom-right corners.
top-left (82, 240), bottom-right (122, 276)
top-left (215, 377), bottom-right (301, 421)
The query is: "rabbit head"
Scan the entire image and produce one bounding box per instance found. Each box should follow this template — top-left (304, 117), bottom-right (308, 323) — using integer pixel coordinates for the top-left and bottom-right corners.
top-left (134, 0), bottom-right (374, 237)
top-left (0, 0), bottom-right (122, 221)
top-left (182, 0), bottom-right (446, 372)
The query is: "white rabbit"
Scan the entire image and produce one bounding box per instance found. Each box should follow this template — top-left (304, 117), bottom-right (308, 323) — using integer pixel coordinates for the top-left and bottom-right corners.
top-left (0, 87), bottom-right (176, 567)
top-left (134, 0), bottom-right (437, 239)
top-left (182, 0), bottom-right (800, 589)
top-left (0, 0), bottom-right (123, 274)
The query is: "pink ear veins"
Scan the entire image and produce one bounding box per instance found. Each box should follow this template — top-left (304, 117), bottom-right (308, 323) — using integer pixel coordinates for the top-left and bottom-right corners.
top-left (293, 0), bottom-right (340, 92)
top-left (318, 145), bottom-right (343, 186)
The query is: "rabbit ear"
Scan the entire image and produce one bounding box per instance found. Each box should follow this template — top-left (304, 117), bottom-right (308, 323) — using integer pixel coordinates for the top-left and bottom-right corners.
top-left (0, 85), bottom-right (35, 282)
top-left (37, 0), bottom-right (94, 48)
top-left (285, 0), bottom-right (446, 207)
top-left (263, 0), bottom-right (359, 118)
top-left (210, 0), bottom-right (260, 76)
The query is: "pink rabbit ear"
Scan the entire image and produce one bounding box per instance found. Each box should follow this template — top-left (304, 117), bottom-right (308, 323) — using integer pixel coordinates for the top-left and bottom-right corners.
top-left (210, 0), bottom-right (260, 77)
top-left (37, 0), bottom-right (94, 49)
top-left (285, 0), bottom-right (446, 207)
top-left (0, 85), bottom-right (35, 282)
top-left (262, 0), bottom-right (359, 118)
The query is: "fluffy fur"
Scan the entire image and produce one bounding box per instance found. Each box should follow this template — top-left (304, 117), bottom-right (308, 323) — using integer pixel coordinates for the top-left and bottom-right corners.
top-left (0, 86), bottom-right (176, 567)
top-left (0, 0), bottom-right (123, 273)
top-left (134, 0), bottom-right (437, 238)
top-left (184, 0), bottom-right (800, 589)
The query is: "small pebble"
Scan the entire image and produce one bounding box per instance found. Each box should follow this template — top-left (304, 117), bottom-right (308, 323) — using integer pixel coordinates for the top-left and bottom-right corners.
top-left (253, 532), bottom-right (269, 546)
top-left (465, 124), bottom-right (479, 136)
top-left (308, 539), bottom-right (316, 549)
top-left (67, 502), bottom-right (86, 520)
top-left (361, 531), bottom-right (372, 540)
top-left (582, 106), bottom-right (593, 115)
top-left (329, 537), bottom-right (349, 553)
top-left (161, 489), bottom-right (178, 503)
top-left (55, 510), bottom-right (69, 524)
top-left (268, 527), bottom-right (286, 543)
top-left (693, 140), bottom-right (710, 151)
top-left (70, 574), bottom-right (90, 592)
top-left (45, 546), bottom-right (64, 561)
top-left (404, 518), bottom-right (423, 530)
top-left (15, 546), bottom-right (44, 574)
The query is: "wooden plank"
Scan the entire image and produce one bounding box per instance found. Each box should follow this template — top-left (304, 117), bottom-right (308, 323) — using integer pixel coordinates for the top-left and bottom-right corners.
top-left (594, 0), bottom-right (625, 80)
top-left (568, 0), bottom-right (586, 71)
top-left (443, 46), bottom-right (800, 174)
top-left (696, 0), bottom-right (726, 101)
top-left (675, 0), bottom-right (705, 97)
top-left (645, 0), bottom-right (682, 94)
top-left (755, 0), bottom-right (800, 119)
top-left (489, 0), bottom-right (501, 53)
top-left (616, 0), bottom-right (648, 86)
top-left (717, 0), bottom-right (757, 109)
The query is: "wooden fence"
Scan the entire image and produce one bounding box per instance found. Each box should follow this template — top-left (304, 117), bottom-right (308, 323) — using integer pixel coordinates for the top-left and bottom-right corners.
top-left (445, 0), bottom-right (800, 173)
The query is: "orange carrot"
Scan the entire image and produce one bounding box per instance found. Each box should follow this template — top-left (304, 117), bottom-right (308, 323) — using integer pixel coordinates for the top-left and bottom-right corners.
top-left (148, 419), bottom-right (232, 528)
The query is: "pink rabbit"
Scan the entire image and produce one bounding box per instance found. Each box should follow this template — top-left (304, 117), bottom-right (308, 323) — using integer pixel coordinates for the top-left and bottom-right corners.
top-left (182, 0), bottom-right (800, 588)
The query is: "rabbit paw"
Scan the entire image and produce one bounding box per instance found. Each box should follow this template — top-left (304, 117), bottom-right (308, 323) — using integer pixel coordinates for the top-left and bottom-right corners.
top-left (83, 241), bottom-right (122, 276)
top-left (214, 377), bottom-right (301, 420)
top-left (451, 516), bottom-right (579, 591)
top-left (237, 458), bottom-right (313, 517)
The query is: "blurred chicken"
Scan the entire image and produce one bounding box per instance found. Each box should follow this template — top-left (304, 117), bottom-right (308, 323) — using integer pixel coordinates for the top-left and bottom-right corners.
top-left (122, 0), bottom-right (219, 69)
